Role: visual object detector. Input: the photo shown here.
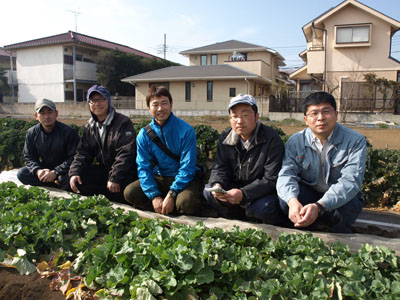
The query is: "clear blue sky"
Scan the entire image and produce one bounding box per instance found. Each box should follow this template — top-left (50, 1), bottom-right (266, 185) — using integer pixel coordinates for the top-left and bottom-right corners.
top-left (2, 0), bottom-right (400, 69)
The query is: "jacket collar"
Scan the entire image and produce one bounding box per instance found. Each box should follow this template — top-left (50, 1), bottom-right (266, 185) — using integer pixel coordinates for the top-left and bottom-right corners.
top-left (304, 122), bottom-right (343, 147)
top-left (151, 112), bottom-right (175, 129)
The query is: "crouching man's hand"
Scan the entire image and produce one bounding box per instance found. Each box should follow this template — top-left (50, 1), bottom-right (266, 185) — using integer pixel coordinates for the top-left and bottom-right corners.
top-left (217, 188), bottom-right (243, 205)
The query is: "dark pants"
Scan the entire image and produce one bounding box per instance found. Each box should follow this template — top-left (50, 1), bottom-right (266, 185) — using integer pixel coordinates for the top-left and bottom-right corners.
top-left (279, 183), bottom-right (364, 233)
top-left (74, 165), bottom-right (130, 204)
top-left (202, 184), bottom-right (285, 225)
top-left (17, 166), bottom-right (71, 191)
top-left (123, 175), bottom-right (202, 215)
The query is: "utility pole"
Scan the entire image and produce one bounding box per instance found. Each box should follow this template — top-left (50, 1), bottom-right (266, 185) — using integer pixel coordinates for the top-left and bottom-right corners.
top-left (66, 9), bottom-right (80, 32)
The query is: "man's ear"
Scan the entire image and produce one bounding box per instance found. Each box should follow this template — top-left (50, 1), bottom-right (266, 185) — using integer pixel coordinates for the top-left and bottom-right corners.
top-left (55, 110), bottom-right (59, 118)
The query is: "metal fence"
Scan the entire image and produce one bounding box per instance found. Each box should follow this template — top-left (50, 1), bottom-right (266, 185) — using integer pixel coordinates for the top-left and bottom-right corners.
top-left (269, 87), bottom-right (400, 114)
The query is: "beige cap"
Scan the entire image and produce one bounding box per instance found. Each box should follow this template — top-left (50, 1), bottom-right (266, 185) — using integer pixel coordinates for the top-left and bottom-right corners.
top-left (35, 98), bottom-right (56, 113)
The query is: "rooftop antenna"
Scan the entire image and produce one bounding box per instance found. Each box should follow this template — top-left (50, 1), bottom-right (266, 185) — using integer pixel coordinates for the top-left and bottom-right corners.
top-left (66, 9), bottom-right (80, 32)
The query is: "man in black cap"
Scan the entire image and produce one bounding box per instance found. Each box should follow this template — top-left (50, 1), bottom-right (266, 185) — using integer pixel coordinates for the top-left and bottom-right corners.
top-left (69, 85), bottom-right (137, 202)
top-left (17, 98), bottom-right (80, 191)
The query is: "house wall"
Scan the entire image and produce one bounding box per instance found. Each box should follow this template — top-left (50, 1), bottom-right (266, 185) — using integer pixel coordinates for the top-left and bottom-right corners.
top-left (134, 80), bottom-right (252, 110)
top-left (17, 45), bottom-right (65, 103)
top-left (188, 50), bottom-right (273, 66)
top-left (325, 5), bottom-right (400, 73)
top-left (294, 3), bottom-right (400, 99)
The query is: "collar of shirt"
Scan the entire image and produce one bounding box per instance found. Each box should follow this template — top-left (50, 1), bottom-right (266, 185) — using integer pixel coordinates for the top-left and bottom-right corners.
top-left (311, 131), bottom-right (334, 152)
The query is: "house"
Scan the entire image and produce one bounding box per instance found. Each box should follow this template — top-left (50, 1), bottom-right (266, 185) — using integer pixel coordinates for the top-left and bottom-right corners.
top-left (122, 40), bottom-right (286, 112)
top-left (3, 31), bottom-right (159, 103)
top-left (290, 0), bottom-right (400, 112)
top-left (0, 47), bottom-right (17, 103)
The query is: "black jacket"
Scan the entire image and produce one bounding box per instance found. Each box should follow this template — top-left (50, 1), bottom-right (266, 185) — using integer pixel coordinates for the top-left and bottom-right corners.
top-left (69, 112), bottom-right (137, 184)
top-left (209, 121), bottom-right (284, 204)
top-left (23, 121), bottom-right (80, 176)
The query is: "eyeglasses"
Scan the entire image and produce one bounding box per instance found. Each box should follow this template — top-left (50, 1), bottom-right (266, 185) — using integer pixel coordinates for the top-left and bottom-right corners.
top-left (306, 109), bottom-right (335, 119)
top-left (89, 97), bottom-right (107, 104)
top-left (230, 114), bottom-right (253, 121)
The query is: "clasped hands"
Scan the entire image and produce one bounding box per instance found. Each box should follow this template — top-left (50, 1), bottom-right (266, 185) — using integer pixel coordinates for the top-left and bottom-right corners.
top-left (288, 198), bottom-right (323, 228)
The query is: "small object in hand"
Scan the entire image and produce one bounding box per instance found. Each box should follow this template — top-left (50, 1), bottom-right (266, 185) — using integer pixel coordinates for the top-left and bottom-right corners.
top-left (205, 186), bottom-right (227, 194)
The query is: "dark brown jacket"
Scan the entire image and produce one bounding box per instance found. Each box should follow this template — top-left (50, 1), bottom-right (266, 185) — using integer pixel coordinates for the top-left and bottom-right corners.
top-left (69, 112), bottom-right (137, 184)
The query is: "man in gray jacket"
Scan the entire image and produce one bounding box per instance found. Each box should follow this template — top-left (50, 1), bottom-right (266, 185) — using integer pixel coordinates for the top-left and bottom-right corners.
top-left (202, 94), bottom-right (285, 224)
top-left (277, 92), bottom-right (367, 233)
top-left (17, 98), bottom-right (80, 190)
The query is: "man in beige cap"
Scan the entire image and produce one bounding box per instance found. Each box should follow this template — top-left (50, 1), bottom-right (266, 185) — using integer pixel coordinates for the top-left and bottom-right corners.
top-left (17, 98), bottom-right (80, 190)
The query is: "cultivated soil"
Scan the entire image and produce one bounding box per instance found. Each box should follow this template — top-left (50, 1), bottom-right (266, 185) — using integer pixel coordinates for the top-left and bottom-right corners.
top-left (2, 115), bottom-right (400, 300)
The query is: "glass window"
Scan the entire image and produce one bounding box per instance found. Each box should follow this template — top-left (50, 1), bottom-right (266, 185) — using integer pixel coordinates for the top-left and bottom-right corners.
top-left (64, 55), bottom-right (73, 65)
top-left (337, 26), bottom-right (369, 43)
top-left (185, 81), bottom-right (191, 102)
top-left (201, 55), bottom-right (207, 66)
top-left (229, 88), bottom-right (236, 97)
top-left (207, 81), bottom-right (213, 101)
top-left (211, 54), bottom-right (218, 65)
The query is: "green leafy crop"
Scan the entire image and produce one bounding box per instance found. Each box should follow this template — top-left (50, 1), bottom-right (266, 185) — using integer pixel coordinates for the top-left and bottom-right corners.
top-left (1, 182), bottom-right (399, 299)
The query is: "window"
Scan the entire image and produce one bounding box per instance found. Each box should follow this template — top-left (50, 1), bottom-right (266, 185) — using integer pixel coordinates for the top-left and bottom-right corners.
top-left (185, 81), bottom-right (191, 102)
top-left (336, 25), bottom-right (369, 43)
top-left (397, 71), bottom-right (400, 95)
top-left (207, 81), bottom-right (213, 101)
top-left (211, 54), bottom-right (218, 65)
top-left (75, 54), bottom-right (83, 61)
top-left (201, 55), bottom-right (207, 66)
top-left (64, 55), bottom-right (73, 65)
top-left (229, 88), bottom-right (236, 97)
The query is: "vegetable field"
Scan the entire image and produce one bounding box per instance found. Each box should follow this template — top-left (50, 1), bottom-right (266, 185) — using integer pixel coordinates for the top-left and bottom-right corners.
top-left (1, 182), bottom-right (400, 300)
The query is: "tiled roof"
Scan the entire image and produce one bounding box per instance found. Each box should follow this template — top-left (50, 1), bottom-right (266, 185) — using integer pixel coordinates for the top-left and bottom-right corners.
top-left (4, 31), bottom-right (158, 59)
top-left (180, 39), bottom-right (284, 61)
top-left (122, 65), bottom-right (260, 82)
top-left (0, 47), bottom-right (16, 57)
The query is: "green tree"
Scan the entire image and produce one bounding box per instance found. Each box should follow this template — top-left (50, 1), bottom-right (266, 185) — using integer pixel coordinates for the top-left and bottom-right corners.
top-left (95, 50), bottom-right (179, 96)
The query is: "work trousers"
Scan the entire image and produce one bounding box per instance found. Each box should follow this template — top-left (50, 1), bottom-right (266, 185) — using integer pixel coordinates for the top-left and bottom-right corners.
top-left (123, 175), bottom-right (202, 215)
top-left (202, 184), bottom-right (285, 225)
top-left (17, 166), bottom-right (70, 191)
top-left (279, 183), bottom-right (364, 233)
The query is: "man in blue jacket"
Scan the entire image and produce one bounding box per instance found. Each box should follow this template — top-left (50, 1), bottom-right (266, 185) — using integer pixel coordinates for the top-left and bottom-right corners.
top-left (277, 92), bottom-right (367, 233)
top-left (124, 86), bottom-right (201, 215)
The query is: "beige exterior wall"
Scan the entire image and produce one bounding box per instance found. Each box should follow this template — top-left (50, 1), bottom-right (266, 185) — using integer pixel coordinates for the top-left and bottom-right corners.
top-left (325, 5), bottom-right (400, 73)
top-left (17, 46), bottom-right (65, 103)
top-left (225, 60), bottom-right (273, 81)
top-left (293, 3), bottom-right (400, 98)
top-left (134, 80), bottom-right (252, 110)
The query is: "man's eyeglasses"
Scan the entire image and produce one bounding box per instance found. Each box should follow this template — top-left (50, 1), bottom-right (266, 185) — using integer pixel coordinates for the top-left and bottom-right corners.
top-left (89, 97), bottom-right (107, 104)
top-left (306, 109), bottom-right (334, 119)
top-left (230, 114), bottom-right (253, 121)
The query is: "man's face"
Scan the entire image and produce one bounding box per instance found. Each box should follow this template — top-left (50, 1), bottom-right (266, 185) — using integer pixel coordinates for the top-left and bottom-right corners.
top-left (35, 107), bottom-right (58, 131)
top-left (304, 103), bottom-right (338, 141)
top-left (89, 93), bottom-right (109, 121)
top-left (147, 96), bottom-right (172, 125)
top-left (229, 104), bottom-right (258, 141)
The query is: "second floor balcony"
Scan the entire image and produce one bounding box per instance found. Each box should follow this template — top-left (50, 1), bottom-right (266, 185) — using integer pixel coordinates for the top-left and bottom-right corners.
top-left (64, 61), bottom-right (97, 82)
top-left (225, 60), bottom-right (273, 81)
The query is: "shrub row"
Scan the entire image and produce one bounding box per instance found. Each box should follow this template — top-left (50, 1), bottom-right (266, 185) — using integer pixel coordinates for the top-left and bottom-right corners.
top-left (0, 117), bottom-right (399, 208)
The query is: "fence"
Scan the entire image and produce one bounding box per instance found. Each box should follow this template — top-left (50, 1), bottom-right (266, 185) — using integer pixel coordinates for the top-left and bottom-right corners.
top-left (269, 88), bottom-right (400, 115)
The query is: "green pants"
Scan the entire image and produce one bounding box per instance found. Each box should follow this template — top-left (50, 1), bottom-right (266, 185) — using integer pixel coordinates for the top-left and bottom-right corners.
top-left (124, 175), bottom-right (202, 215)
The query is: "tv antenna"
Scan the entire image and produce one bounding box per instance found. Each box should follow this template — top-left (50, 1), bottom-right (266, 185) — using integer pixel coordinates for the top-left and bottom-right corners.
top-left (66, 9), bottom-right (80, 32)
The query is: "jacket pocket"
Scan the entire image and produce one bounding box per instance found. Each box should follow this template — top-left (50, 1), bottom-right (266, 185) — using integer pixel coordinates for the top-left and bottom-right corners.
top-left (330, 155), bottom-right (348, 182)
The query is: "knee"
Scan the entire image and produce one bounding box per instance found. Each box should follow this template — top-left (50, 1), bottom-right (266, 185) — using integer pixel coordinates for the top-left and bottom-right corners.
top-left (123, 180), bottom-right (142, 204)
top-left (176, 190), bottom-right (200, 215)
top-left (17, 167), bottom-right (33, 183)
